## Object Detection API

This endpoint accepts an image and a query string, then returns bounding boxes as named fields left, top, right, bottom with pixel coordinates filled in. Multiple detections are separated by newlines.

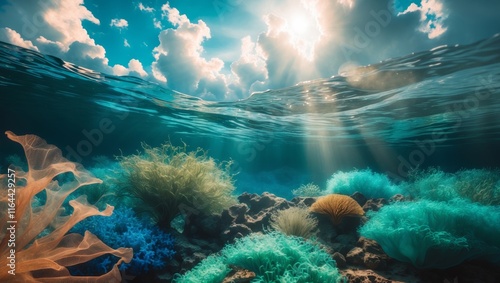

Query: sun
left=281, top=4, right=322, bottom=60
left=288, top=12, right=317, bottom=41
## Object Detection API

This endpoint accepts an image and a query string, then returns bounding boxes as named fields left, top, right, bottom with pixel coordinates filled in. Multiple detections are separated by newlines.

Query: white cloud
left=110, top=18, right=128, bottom=28
left=256, top=13, right=322, bottom=89
left=124, top=38, right=130, bottom=47
left=152, top=3, right=229, bottom=100
left=128, top=59, right=148, bottom=77
left=0, top=0, right=112, bottom=74
left=138, top=3, right=155, bottom=13
left=0, top=27, right=39, bottom=51
left=153, top=18, right=162, bottom=29
left=229, top=36, right=268, bottom=96
left=113, top=58, right=148, bottom=77
left=400, top=0, right=448, bottom=39
left=0, top=0, right=152, bottom=79
left=112, top=64, right=128, bottom=76
left=43, top=0, right=101, bottom=48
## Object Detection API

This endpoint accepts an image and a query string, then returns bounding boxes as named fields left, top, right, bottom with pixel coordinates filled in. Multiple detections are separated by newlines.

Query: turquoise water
left=1, top=34, right=500, bottom=197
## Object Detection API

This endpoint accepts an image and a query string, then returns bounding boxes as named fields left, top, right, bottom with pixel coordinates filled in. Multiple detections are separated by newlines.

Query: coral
left=174, top=232, right=345, bottom=283
left=403, top=167, right=460, bottom=201
left=404, top=168, right=500, bottom=205
left=76, top=160, right=122, bottom=208
left=454, top=169, right=500, bottom=205
left=325, top=169, right=404, bottom=199
left=310, top=194, right=365, bottom=224
left=174, top=254, right=230, bottom=283
left=359, top=199, right=500, bottom=269
left=292, top=182, right=322, bottom=197
left=269, top=206, right=318, bottom=238
left=118, top=142, right=236, bottom=226
left=71, top=207, right=175, bottom=275
left=0, top=131, right=132, bottom=282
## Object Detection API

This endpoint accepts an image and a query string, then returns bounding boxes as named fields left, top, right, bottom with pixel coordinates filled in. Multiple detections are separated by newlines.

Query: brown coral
left=0, top=131, right=132, bottom=282
left=310, top=194, right=364, bottom=224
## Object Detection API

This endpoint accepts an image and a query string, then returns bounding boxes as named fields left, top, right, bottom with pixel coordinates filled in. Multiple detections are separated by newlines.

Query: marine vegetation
left=310, top=194, right=365, bottom=225
left=71, top=207, right=175, bottom=276
left=0, top=131, right=132, bottom=282
left=325, top=169, right=404, bottom=199
left=404, top=167, right=500, bottom=205
left=118, top=142, right=237, bottom=227
left=269, top=206, right=318, bottom=238
left=174, top=232, right=345, bottom=283
left=292, top=182, right=322, bottom=197
left=359, top=199, right=500, bottom=269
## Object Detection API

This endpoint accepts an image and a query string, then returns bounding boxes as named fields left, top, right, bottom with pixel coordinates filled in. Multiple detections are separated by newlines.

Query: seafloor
left=148, top=192, right=500, bottom=283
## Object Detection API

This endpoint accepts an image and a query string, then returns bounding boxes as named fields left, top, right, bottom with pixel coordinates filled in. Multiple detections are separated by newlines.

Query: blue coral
left=71, top=207, right=175, bottom=275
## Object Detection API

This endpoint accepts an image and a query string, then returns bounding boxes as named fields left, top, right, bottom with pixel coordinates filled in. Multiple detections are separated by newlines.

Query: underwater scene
left=1, top=1, right=500, bottom=282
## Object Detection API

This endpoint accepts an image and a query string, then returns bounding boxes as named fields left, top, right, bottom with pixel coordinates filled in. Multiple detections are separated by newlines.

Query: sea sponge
left=0, top=131, right=132, bottom=282
left=359, top=199, right=500, bottom=268
left=269, top=206, right=318, bottom=238
left=404, top=168, right=500, bottom=205
left=325, top=169, right=404, bottom=199
left=118, top=142, right=236, bottom=226
left=310, top=194, right=364, bottom=224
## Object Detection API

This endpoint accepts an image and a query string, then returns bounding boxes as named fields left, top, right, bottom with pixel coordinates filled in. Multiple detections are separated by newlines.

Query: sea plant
left=269, top=206, right=318, bottom=238
left=310, top=194, right=365, bottom=224
left=0, top=131, right=132, bottom=282
left=174, top=232, right=345, bottom=283
left=359, top=199, right=500, bottom=269
left=118, top=142, right=237, bottom=227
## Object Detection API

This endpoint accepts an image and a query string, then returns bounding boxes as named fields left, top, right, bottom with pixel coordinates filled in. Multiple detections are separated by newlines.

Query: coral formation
left=292, top=182, right=322, bottom=197
left=359, top=199, right=500, bottom=268
left=174, top=232, right=345, bottom=283
left=405, top=167, right=500, bottom=205
left=0, top=131, right=132, bottom=282
left=310, top=194, right=365, bottom=224
left=71, top=207, right=175, bottom=275
left=325, top=169, right=404, bottom=199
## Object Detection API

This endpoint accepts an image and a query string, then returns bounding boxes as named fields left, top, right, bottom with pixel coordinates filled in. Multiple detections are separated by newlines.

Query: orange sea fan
left=310, top=194, right=365, bottom=224
left=0, top=131, right=132, bottom=282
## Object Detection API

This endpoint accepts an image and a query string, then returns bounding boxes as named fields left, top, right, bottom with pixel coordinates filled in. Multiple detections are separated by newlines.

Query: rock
left=351, top=192, right=368, bottom=206
left=331, top=242, right=354, bottom=256
left=195, top=213, right=221, bottom=237
left=221, top=224, right=252, bottom=242
left=346, top=247, right=365, bottom=265
left=291, top=196, right=317, bottom=207
left=180, top=252, right=207, bottom=271
left=357, top=237, right=384, bottom=255
left=363, top=253, right=387, bottom=270
left=228, top=203, right=249, bottom=223
left=342, top=270, right=394, bottom=283
left=222, top=268, right=256, bottom=283
left=333, top=252, right=347, bottom=268
left=390, top=194, right=406, bottom=203
left=362, top=198, right=389, bottom=212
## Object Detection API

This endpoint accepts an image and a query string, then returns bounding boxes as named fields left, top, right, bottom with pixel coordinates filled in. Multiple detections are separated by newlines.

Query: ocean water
left=1, top=34, right=500, bottom=196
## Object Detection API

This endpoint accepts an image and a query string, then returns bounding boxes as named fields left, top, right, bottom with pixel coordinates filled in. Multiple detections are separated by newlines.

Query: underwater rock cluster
left=163, top=190, right=500, bottom=283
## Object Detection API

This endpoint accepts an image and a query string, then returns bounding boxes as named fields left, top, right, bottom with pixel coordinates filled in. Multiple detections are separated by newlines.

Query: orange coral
left=0, top=131, right=132, bottom=282
left=310, top=194, right=364, bottom=224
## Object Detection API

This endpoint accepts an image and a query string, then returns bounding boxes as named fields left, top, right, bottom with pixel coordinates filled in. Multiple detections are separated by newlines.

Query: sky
left=0, top=0, right=499, bottom=101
